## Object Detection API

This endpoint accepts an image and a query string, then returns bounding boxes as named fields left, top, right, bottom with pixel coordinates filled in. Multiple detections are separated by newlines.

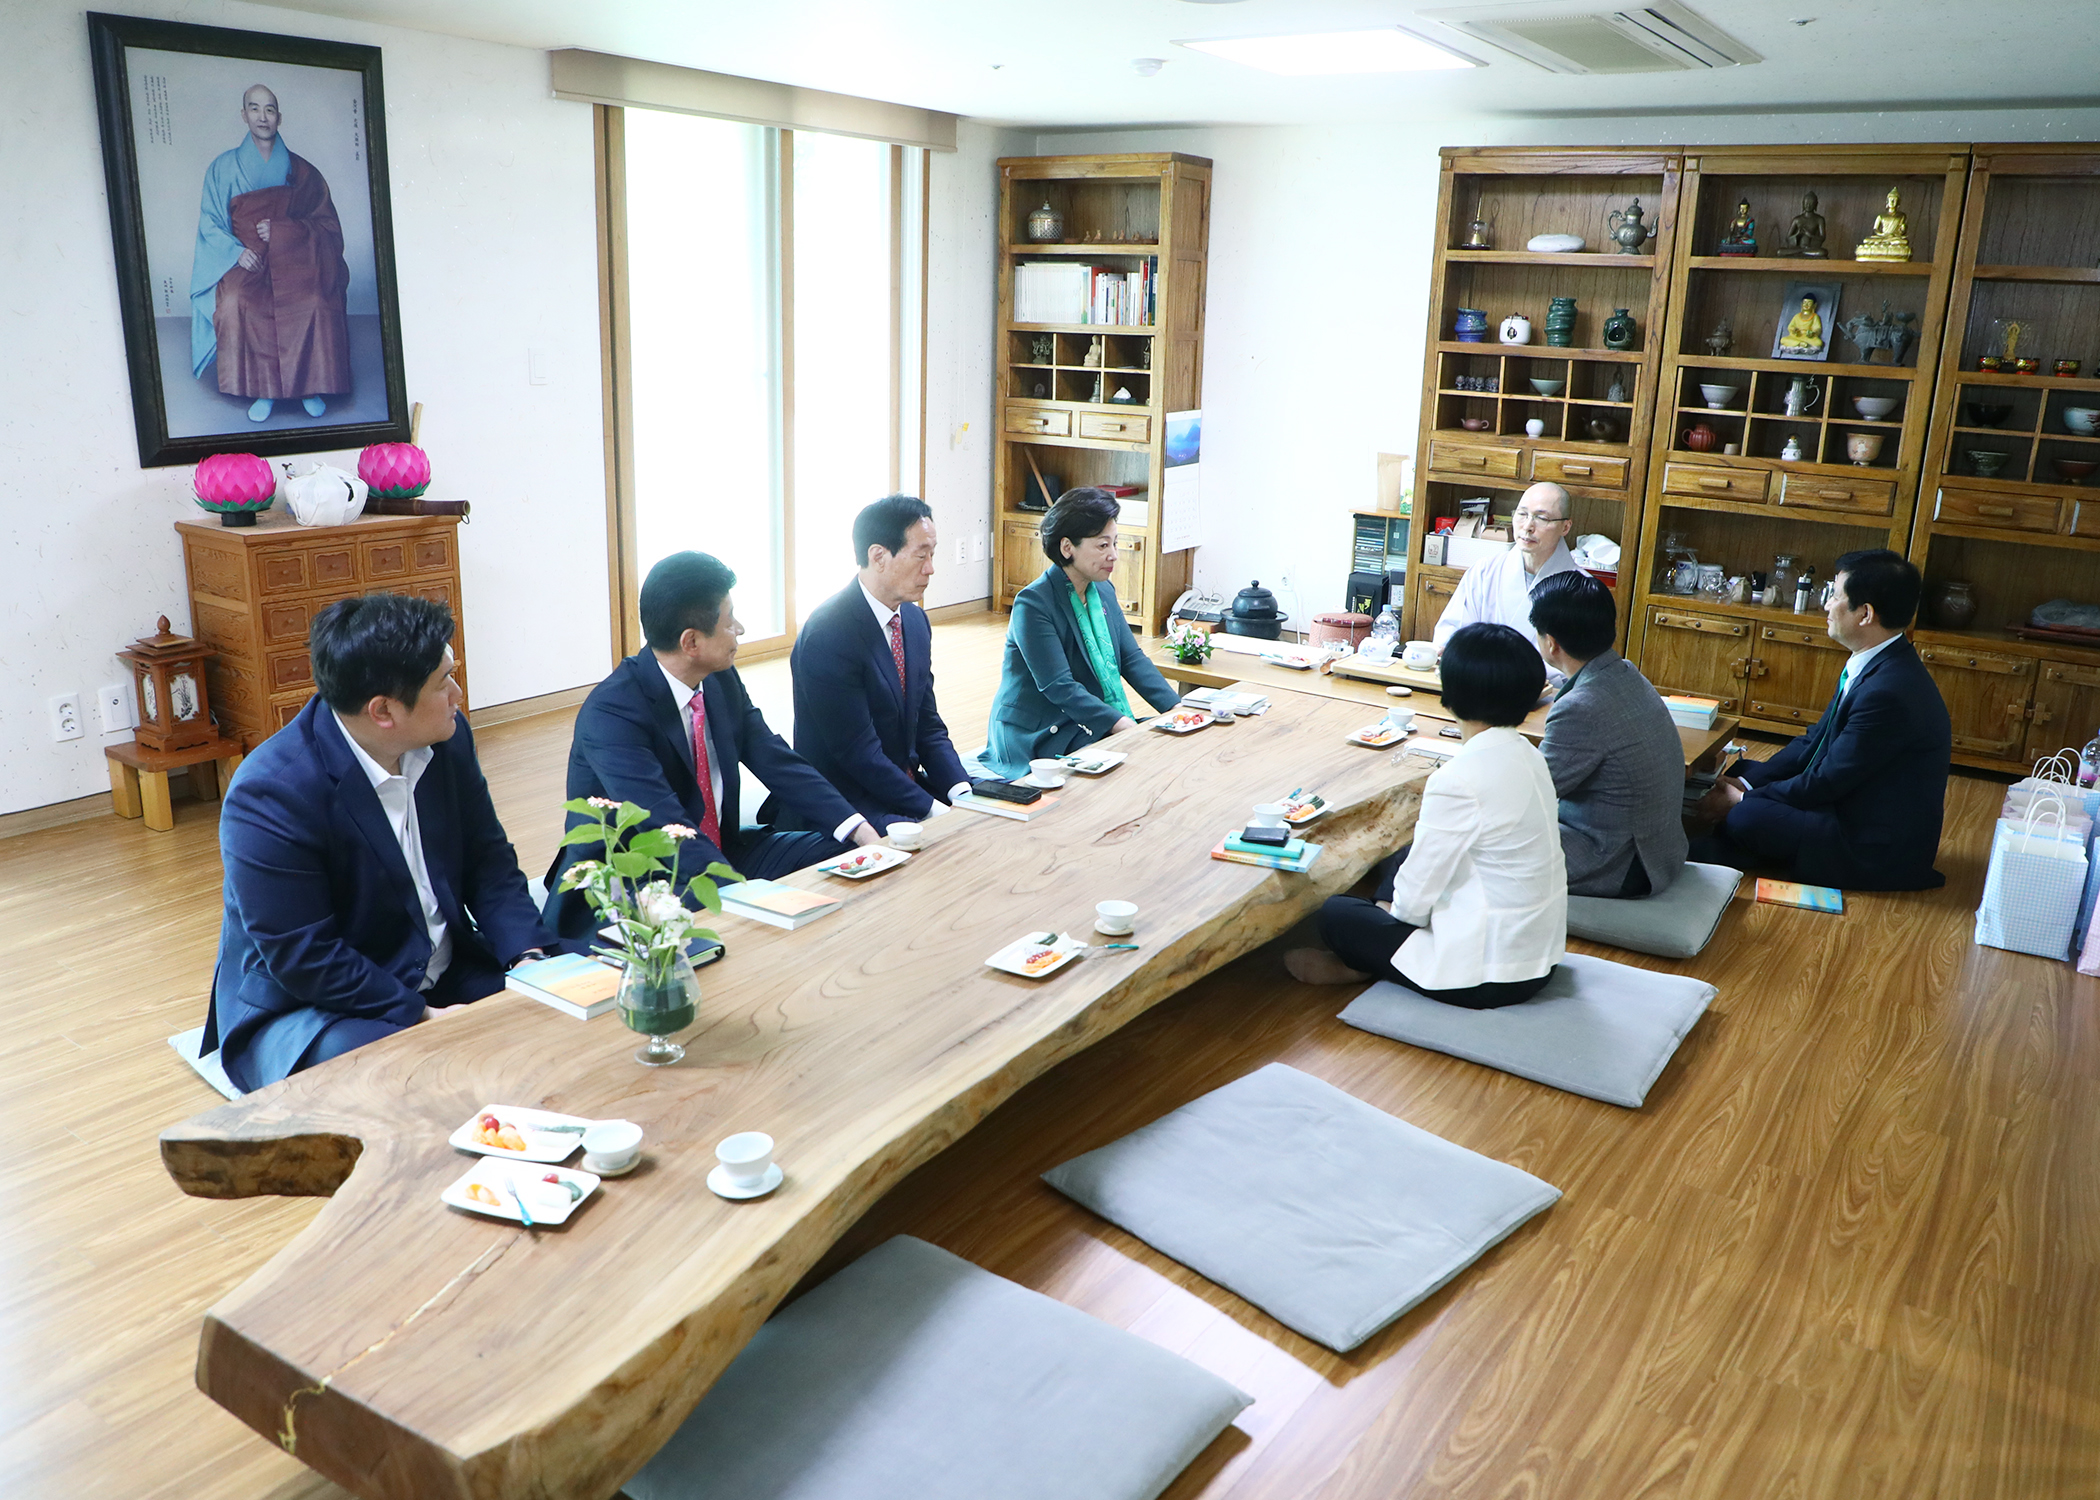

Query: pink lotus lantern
left=358, top=442, right=432, bottom=502
left=192, top=452, right=276, bottom=527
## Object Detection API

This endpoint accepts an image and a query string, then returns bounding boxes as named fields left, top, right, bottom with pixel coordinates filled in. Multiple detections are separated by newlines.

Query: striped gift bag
left=1976, top=795, right=2087, bottom=962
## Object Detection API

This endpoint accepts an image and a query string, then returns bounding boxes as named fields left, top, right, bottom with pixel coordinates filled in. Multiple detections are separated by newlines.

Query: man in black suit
left=545, top=552, right=879, bottom=942
left=1692, top=549, right=1950, bottom=890
left=791, top=495, right=970, bottom=835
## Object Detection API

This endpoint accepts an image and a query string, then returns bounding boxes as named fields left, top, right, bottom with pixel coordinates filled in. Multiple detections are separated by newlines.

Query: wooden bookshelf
left=1629, top=145, right=1968, bottom=732
left=1908, top=144, right=2100, bottom=771
left=1405, top=147, right=1683, bottom=650
left=992, top=153, right=1210, bottom=634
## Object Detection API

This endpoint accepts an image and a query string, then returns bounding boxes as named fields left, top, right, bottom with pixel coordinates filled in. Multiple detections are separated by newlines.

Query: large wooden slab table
left=1144, top=640, right=1737, bottom=770
left=160, top=694, right=1432, bottom=1500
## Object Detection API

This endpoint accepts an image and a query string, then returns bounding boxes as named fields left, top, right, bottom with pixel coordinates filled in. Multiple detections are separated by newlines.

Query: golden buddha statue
left=1855, top=187, right=1913, bottom=262
left=1778, top=295, right=1824, bottom=354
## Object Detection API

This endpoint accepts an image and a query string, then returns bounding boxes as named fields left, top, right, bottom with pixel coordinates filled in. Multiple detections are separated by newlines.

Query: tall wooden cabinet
left=1406, top=148, right=1683, bottom=651
left=1908, top=144, right=2100, bottom=771
left=1629, top=146, right=1967, bottom=730
left=993, top=153, right=1209, bottom=634
left=178, top=510, right=468, bottom=748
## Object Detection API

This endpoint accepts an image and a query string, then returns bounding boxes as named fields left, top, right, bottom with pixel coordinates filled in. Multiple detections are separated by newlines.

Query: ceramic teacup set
left=576, top=1120, right=785, bottom=1201
left=1026, top=758, right=1070, bottom=789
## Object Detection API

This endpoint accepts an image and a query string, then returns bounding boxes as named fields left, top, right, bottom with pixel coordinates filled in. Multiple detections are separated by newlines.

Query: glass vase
left=618, top=953, right=698, bottom=1067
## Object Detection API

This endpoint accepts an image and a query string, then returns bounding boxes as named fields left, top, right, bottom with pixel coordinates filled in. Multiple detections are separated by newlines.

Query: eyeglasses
left=1511, top=510, right=1569, bottom=526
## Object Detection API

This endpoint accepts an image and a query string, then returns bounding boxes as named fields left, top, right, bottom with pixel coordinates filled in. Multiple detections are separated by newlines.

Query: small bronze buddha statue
left=1778, top=190, right=1827, bottom=257
left=1855, top=187, right=1913, bottom=262
left=1717, top=198, right=1757, bottom=256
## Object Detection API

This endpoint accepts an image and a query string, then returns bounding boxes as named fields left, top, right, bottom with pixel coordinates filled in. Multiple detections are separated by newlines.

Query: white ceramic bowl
left=581, top=1120, right=643, bottom=1171
left=2065, top=407, right=2100, bottom=436
left=1026, top=758, right=1068, bottom=788
left=1529, top=378, right=1565, bottom=397
left=1698, top=383, right=1740, bottom=408
left=1095, top=899, right=1138, bottom=935
left=1852, top=396, right=1899, bottom=420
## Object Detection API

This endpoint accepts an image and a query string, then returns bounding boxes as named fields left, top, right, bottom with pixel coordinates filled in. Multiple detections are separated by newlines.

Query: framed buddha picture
left=88, top=12, right=410, bottom=467
left=1770, top=280, right=1840, bottom=363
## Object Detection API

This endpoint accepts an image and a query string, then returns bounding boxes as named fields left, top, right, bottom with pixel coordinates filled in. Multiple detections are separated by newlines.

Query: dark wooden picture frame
left=88, top=12, right=408, bottom=468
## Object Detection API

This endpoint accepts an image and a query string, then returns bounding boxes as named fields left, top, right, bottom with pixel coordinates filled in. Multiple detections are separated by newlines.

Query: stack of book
left=1210, top=832, right=1322, bottom=873
left=1012, top=259, right=1156, bottom=325
left=719, top=880, right=841, bottom=931
left=954, top=789, right=1060, bottom=821
left=1663, top=693, right=1721, bottom=730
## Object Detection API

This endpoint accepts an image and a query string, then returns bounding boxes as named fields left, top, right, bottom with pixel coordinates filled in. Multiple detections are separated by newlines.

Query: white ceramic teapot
left=1498, top=313, right=1532, bottom=345
left=281, top=462, right=369, bottom=526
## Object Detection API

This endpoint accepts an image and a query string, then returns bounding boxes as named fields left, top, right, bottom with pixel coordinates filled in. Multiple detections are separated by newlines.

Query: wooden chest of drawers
left=176, top=511, right=467, bottom=749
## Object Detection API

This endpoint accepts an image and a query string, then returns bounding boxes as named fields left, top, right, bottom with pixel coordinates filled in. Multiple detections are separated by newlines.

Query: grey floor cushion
left=1339, top=952, right=1717, bottom=1108
left=1040, top=1063, right=1560, bottom=1353
left=623, top=1235, right=1250, bottom=1500
left=1565, top=861, right=1742, bottom=958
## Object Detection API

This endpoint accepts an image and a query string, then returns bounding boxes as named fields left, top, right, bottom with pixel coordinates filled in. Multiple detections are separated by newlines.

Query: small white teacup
left=715, top=1131, right=776, bottom=1190
left=1401, top=641, right=1438, bottom=670
left=581, top=1119, right=643, bottom=1173
left=1095, top=900, right=1138, bottom=937
left=1383, top=709, right=1416, bottom=735
left=1248, top=803, right=1287, bottom=830
left=1028, top=758, right=1069, bottom=788
left=886, top=821, right=925, bottom=851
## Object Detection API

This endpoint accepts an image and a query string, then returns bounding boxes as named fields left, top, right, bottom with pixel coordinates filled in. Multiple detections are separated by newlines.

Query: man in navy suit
left=1693, top=549, right=1951, bottom=890
left=206, top=594, right=552, bottom=1092
left=545, top=551, right=879, bottom=943
left=791, top=495, right=970, bottom=834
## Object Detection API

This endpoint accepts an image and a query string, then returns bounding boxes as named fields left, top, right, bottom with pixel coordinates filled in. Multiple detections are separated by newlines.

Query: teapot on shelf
left=1783, top=375, right=1822, bottom=417
left=1680, top=422, right=1720, bottom=452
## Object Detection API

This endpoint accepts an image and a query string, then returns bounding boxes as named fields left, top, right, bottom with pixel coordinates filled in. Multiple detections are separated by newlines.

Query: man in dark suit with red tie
left=1692, top=549, right=1951, bottom=891
left=545, top=552, right=880, bottom=944
left=791, top=495, right=971, bottom=835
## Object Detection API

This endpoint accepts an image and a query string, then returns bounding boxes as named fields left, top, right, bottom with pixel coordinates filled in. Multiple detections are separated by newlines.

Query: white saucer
left=584, top=1153, right=642, bottom=1178
left=1021, top=774, right=1068, bottom=790
left=708, top=1162, right=784, bottom=1200
left=1093, top=920, right=1135, bottom=937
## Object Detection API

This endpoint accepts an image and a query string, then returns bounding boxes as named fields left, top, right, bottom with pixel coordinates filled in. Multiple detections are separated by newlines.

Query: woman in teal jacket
left=984, top=489, right=1180, bottom=778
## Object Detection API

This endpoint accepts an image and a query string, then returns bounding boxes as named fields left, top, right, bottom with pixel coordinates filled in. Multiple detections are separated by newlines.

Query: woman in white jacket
left=1287, top=622, right=1566, bottom=1007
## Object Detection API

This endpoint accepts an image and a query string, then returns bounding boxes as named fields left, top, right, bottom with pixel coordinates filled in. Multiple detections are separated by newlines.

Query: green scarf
left=1066, top=576, right=1132, bottom=717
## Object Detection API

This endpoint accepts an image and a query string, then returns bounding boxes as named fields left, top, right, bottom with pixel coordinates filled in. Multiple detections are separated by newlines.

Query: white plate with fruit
left=448, top=1104, right=595, bottom=1163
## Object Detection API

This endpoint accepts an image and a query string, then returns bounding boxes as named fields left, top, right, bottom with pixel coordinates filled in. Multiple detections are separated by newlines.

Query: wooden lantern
left=118, top=616, right=219, bottom=753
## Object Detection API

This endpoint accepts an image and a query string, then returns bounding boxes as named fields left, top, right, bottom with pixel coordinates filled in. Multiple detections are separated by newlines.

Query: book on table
left=1663, top=693, right=1722, bottom=730
left=505, top=953, right=623, bottom=1019
left=718, top=880, right=842, bottom=930
left=954, top=790, right=1061, bottom=821
left=1211, top=834, right=1322, bottom=874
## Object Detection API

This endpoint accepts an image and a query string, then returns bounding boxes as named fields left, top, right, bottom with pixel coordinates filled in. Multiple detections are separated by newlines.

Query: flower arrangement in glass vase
left=1167, top=619, right=1215, bottom=666
left=556, top=796, right=737, bottom=1066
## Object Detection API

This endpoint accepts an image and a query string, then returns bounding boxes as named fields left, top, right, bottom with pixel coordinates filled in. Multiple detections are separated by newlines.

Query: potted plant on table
left=556, top=797, right=736, bottom=1067
left=1167, top=619, right=1215, bottom=666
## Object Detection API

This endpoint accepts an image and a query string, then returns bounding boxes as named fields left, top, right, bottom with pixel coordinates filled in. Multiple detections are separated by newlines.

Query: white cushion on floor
left=1339, top=951, right=1716, bottom=1108
left=168, top=1026, right=240, bottom=1099
left=1565, top=862, right=1742, bottom=958
left=1040, top=1063, right=1561, bottom=1353
left=623, top=1235, right=1251, bottom=1500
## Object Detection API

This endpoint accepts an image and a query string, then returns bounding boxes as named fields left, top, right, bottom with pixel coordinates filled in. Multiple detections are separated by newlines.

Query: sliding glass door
left=605, top=108, right=925, bottom=659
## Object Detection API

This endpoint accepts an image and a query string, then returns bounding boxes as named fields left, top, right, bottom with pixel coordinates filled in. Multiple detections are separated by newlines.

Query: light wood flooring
left=4, top=611, right=2094, bottom=1499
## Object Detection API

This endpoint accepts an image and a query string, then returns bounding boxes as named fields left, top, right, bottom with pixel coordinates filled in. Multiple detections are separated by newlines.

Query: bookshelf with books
left=1631, top=146, right=1967, bottom=736
left=1406, top=148, right=1684, bottom=651
left=1905, top=145, right=2100, bottom=771
left=994, top=153, right=1210, bottom=634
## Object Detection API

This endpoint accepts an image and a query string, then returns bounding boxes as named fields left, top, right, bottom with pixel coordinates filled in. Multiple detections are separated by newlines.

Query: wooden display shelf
left=1972, top=264, right=2100, bottom=283
left=1686, top=255, right=1937, bottom=274
left=1684, top=354, right=1924, bottom=380
left=1006, top=242, right=1160, bottom=255
left=1007, top=321, right=1155, bottom=334
left=1948, top=425, right=2100, bottom=443
left=1434, top=341, right=1647, bottom=361
left=1947, top=368, right=2100, bottom=393
left=1444, top=249, right=1654, bottom=267
left=1676, top=407, right=1903, bottom=428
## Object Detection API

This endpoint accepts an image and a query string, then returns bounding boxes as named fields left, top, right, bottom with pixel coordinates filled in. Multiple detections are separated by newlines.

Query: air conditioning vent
left=1418, top=0, right=1762, bottom=73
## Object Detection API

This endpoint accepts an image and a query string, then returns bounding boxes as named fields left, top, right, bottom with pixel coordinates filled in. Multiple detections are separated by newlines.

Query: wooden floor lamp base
left=106, top=736, right=246, bottom=832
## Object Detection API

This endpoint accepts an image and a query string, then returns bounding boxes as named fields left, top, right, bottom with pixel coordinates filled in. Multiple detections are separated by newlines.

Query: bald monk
left=189, top=84, right=353, bottom=423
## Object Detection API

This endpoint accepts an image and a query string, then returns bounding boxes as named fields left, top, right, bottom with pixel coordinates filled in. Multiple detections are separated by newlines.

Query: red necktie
left=688, top=692, right=722, bottom=849
left=887, top=613, right=908, bottom=696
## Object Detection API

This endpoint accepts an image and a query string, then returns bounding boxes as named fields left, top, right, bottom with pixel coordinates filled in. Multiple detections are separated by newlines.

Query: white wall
left=0, top=0, right=607, bottom=816
left=921, top=119, right=1032, bottom=610
left=1035, top=107, right=2100, bottom=630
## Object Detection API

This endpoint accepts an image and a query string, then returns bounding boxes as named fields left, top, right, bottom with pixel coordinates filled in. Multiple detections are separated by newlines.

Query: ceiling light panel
left=1178, top=28, right=1480, bottom=75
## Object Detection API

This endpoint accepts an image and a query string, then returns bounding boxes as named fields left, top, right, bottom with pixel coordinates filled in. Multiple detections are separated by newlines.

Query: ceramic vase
left=1498, top=313, right=1531, bottom=345
left=1026, top=201, right=1064, bottom=243
left=1544, top=296, right=1577, bottom=348
left=1929, top=580, right=1977, bottom=629
left=1601, top=308, right=1636, bottom=350
left=619, top=953, right=699, bottom=1067
left=1453, top=308, right=1489, bottom=343
left=1845, top=433, right=1884, bottom=466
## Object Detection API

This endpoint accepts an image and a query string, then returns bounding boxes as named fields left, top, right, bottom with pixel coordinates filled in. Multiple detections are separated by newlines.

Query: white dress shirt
left=659, top=662, right=867, bottom=843
left=858, top=581, right=970, bottom=809
left=1432, top=541, right=1585, bottom=680
left=331, top=711, right=451, bottom=990
left=1387, top=726, right=1567, bottom=991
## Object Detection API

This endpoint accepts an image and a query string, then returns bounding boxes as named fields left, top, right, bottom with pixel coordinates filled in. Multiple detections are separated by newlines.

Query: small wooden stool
left=106, top=736, right=246, bottom=832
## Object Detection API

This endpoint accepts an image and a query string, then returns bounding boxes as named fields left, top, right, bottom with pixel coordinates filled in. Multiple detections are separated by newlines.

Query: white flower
left=662, top=823, right=698, bottom=841
left=587, top=796, right=619, bottom=810
left=635, top=885, right=687, bottom=928
left=558, top=860, right=603, bottom=889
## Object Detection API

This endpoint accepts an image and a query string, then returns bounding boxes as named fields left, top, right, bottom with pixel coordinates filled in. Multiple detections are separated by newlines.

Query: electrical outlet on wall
left=49, top=693, right=82, bottom=741
left=970, top=533, right=986, bottom=563
left=954, top=534, right=968, bottom=566
left=97, top=682, right=131, bottom=734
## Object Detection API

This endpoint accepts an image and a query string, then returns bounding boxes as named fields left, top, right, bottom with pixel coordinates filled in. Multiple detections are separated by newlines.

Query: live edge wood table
left=160, top=694, right=1432, bottom=1500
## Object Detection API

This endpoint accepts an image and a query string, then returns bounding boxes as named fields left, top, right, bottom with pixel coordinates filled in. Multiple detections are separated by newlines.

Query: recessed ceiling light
left=1178, top=27, right=1479, bottom=75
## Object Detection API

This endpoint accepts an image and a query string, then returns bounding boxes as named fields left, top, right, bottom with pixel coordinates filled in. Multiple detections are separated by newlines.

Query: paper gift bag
left=1975, top=796, right=2088, bottom=961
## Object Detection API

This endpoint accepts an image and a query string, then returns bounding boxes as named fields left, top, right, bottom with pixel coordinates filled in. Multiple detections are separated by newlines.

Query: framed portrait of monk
left=89, top=13, right=408, bottom=467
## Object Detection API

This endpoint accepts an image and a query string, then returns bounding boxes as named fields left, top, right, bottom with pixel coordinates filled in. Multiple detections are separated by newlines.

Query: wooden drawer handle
left=1697, top=477, right=1732, bottom=490
left=1562, top=464, right=1592, bottom=476
left=1814, top=489, right=1854, bottom=500
left=1976, top=504, right=2015, bottom=517
left=1098, top=422, right=1126, bottom=432
left=1459, top=455, right=1487, bottom=466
